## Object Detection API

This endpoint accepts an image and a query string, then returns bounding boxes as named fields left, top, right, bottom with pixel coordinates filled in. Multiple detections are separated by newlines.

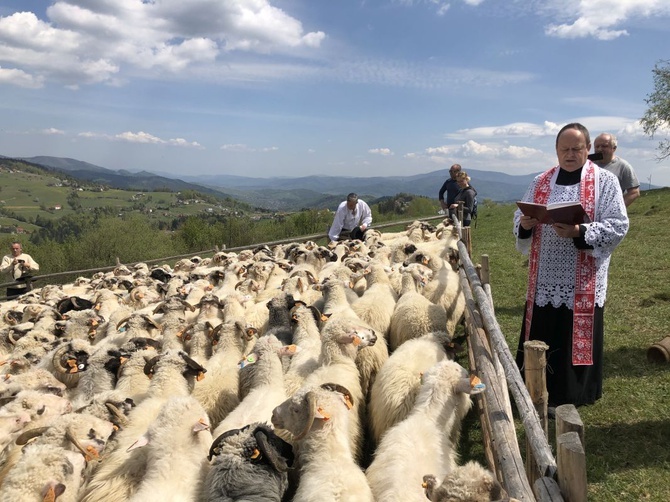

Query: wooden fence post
left=557, top=432, right=587, bottom=502
left=523, top=340, right=550, bottom=487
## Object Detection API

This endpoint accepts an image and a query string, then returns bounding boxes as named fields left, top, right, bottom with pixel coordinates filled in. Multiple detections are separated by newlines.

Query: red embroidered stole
left=524, top=162, right=597, bottom=366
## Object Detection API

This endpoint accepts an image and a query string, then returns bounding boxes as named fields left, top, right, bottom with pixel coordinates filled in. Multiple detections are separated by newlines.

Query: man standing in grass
left=514, top=123, right=628, bottom=412
left=0, top=241, right=39, bottom=299
left=594, top=133, right=640, bottom=207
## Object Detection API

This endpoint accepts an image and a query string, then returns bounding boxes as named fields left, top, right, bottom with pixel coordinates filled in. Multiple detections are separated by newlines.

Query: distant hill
left=17, top=156, right=234, bottom=201
left=10, top=154, right=660, bottom=212
left=182, top=169, right=540, bottom=206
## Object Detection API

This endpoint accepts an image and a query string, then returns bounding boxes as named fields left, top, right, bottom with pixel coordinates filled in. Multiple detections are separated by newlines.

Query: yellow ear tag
left=251, top=448, right=260, bottom=460
left=197, top=372, right=205, bottom=382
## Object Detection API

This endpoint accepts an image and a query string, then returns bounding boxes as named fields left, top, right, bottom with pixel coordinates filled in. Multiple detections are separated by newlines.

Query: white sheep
left=301, top=316, right=377, bottom=463
left=79, top=350, right=207, bottom=502
left=422, top=461, right=512, bottom=502
left=365, top=359, right=481, bottom=502
left=389, top=268, right=447, bottom=351
left=368, top=331, right=459, bottom=445
left=191, top=320, right=253, bottom=428
left=126, top=396, right=212, bottom=502
left=350, top=262, right=396, bottom=398
left=0, top=444, right=86, bottom=502
left=271, top=383, right=374, bottom=502
left=284, top=304, right=323, bottom=396
left=403, top=249, right=465, bottom=336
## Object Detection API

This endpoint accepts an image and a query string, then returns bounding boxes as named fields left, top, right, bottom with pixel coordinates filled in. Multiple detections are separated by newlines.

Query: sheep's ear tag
left=250, top=448, right=261, bottom=460
left=279, top=345, right=300, bottom=356
left=421, top=256, right=430, bottom=266
left=351, top=333, right=362, bottom=347
left=341, top=395, right=354, bottom=411
left=43, top=483, right=65, bottom=502
left=196, top=371, right=206, bottom=382
left=470, top=375, right=486, bottom=395
left=66, top=358, right=79, bottom=374
left=118, top=326, right=127, bottom=333
left=85, top=445, right=100, bottom=462
left=238, top=354, right=257, bottom=369
left=315, top=406, right=330, bottom=421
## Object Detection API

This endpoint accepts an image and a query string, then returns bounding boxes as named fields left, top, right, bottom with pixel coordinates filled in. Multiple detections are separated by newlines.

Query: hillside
left=0, top=158, right=255, bottom=234
left=17, top=155, right=538, bottom=210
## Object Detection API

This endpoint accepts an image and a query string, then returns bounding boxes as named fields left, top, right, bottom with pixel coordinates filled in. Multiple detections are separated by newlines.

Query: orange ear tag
left=196, top=372, right=205, bottom=382
left=352, top=335, right=361, bottom=347
left=250, top=448, right=261, bottom=460
left=470, top=375, right=486, bottom=394
left=343, top=396, right=354, bottom=410
left=316, top=406, right=331, bottom=421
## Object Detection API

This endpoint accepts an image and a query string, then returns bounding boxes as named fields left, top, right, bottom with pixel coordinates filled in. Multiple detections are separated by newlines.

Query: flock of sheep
left=0, top=219, right=515, bottom=502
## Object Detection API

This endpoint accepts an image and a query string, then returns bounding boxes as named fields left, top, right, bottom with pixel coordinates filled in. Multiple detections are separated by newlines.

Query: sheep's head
left=422, top=461, right=509, bottom=502
left=271, top=383, right=354, bottom=440
left=208, top=422, right=294, bottom=473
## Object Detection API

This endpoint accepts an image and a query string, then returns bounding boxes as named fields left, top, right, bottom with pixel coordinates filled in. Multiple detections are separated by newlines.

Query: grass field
left=466, top=189, right=670, bottom=501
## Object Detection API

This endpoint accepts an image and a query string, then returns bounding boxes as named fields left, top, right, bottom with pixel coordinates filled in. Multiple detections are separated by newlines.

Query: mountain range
left=10, top=155, right=549, bottom=211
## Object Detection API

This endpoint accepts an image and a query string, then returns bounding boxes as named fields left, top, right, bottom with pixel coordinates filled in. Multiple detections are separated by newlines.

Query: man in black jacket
left=438, top=164, right=462, bottom=214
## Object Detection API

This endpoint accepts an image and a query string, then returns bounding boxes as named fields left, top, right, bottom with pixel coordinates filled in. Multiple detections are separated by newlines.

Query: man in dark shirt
left=438, top=164, right=462, bottom=213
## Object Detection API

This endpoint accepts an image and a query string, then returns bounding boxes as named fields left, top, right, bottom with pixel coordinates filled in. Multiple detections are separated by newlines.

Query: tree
left=641, top=60, right=670, bottom=160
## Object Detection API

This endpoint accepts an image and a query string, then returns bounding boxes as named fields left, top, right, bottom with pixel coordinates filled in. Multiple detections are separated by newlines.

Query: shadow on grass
left=585, top=419, right=670, bottom=483
left=604, top=346, right=670, bottom=379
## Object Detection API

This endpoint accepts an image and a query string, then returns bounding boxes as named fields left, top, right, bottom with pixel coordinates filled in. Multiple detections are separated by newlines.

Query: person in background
left=438, top=164, right=462, bottom=214
left=328, top=193, right=372, bottom=246
left=449, top=171, right=477, bottom=227
left=0, top=241, right=40, bottom=299
left=593, top=133, right=640, bottom=207
left=513, top=123, right=628, bottom=412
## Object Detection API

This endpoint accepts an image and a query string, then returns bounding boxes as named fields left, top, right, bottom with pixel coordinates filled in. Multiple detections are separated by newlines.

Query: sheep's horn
left=208, top=427, right=245, bottom=462
left=15, top=427, right=50, bottom=445
left=52, top=344, right=76, bottom=374
left=0, top=396, right=16, bottom=407
left=320, top=383, right=354, bottom=409
left=292, top=391, right=317, bottom=441
left=180, top=299, right=196, bottom=312
left=65, top=428, right=98, bottom=462
left=152, top=302, right=166, bottom=314
left=7, top=330, right=24, bottom=345
left=140, top=315, right=161, bottom=330
left=143, top=355, right=160, bottom=377
left=105, top=402, right=129, bottom=428
left=116, top=316, right=131, bottom=330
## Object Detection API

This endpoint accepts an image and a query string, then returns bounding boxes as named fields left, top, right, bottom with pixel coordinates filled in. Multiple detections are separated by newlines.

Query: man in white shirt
left=0, top=241, right=40, bottom=299
left=328, top=193, right=372, bottom=245
left=593, top=133, right=640, bottom=207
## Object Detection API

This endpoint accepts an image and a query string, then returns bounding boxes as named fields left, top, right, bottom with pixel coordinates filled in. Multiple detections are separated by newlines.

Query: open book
left=516, top=201, right=589, bottom=225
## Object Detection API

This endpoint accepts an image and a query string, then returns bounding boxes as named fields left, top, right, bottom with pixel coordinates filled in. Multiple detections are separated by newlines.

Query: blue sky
left=1, top=0, right=669, bottom=187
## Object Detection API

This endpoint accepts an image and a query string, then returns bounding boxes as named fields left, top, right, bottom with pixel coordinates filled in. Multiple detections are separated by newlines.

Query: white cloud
left=220, top=143, right=277, bottom=152
left=0, top=1, right=325, bottom=88
left=445, top=121, right=562, bottom=140
left=116, top=131, right=164, bottom=144
left=0, top=66, right=44, bottom=88
left=425, top=140, right=544, bottom=160
left=221, top=143, right=251, bottom=151
left=369, top=148, right=394, bottom=156
left=543, top=0, right=670, bottom=40
left=42, top=128, right=65, bottom=135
